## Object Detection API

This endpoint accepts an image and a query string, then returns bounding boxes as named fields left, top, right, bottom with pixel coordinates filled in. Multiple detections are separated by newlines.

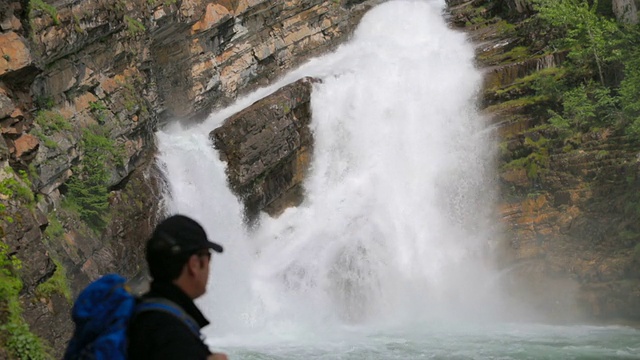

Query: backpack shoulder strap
left=134, top=297, right=202, bottom=338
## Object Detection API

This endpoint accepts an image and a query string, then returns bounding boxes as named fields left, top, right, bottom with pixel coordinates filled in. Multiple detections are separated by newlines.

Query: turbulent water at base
left=155, top=0, right=640, bottom=358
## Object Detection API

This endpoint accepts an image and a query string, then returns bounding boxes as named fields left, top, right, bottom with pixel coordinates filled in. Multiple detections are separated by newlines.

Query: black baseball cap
left=148, top=214, right=223, bottom=256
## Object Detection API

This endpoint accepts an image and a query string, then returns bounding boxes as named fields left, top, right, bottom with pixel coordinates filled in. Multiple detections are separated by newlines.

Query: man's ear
left=186, top=255, right=199, bottom=275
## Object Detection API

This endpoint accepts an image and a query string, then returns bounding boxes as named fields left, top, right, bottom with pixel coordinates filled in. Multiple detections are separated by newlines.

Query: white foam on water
left=156, top=0, right=535, bottom=349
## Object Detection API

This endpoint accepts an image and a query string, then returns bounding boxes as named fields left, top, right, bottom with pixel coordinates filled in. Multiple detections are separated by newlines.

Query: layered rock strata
left=0, top=0, right=378, bottom=356
left=447, top=0, right=640, bottom=322
left=212, top=76, right=317, bottom=223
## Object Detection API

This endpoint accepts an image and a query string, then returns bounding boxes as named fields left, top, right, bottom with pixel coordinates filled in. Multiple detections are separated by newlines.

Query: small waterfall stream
left=155, top=1, right=640, bottom=358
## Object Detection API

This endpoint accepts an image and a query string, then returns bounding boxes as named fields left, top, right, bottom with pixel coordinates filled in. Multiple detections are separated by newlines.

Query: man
left=128, top=214, right=228, bottom=360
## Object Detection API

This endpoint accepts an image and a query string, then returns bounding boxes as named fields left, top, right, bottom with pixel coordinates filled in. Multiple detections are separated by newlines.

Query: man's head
left=146, top=214, right=223, bottom=298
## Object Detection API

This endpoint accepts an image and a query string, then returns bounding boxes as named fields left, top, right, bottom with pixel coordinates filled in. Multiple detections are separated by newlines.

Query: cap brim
left=205, top=241, right=224, bottom=253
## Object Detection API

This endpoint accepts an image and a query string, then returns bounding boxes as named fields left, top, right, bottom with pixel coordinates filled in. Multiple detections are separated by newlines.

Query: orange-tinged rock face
left=191, top=3, right=231, bottom=34
left=13, top=133, right=39, bottom=159
left=0, top=32, right=32, bottom=76
left=10, top=108, right=23, bottom=119
left=235, top=0, right=266, bottom=15
left=73, top=92, right=99, bottom=113
left=522, top=195, right=548, bottom=213
left=100, top=76, right=120, bottom=94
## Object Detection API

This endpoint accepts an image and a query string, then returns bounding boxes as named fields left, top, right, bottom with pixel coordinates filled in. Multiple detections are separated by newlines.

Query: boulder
left=211, top=77, right=318, bottom=220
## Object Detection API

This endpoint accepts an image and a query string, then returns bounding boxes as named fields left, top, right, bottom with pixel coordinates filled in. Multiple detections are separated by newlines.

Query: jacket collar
left=146, top=281, right=210, bottom=328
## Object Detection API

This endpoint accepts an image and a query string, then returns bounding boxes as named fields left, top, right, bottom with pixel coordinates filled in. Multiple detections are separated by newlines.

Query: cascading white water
left=244, top=0, right=511, bottom=329
left=157, top=0, right=513, bottom=346
left=156, top=2, right=640, bottom=358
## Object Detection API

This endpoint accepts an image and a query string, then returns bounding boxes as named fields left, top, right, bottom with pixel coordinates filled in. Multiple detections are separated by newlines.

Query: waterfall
left=156, top=0, right=515, bottom=344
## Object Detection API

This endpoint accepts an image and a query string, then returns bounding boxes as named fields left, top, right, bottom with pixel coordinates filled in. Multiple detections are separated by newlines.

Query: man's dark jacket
left=128, top=281, right=212, bottom=359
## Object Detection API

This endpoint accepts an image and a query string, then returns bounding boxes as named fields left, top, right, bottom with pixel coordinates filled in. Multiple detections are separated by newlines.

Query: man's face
left=193, top=249, right=212, bottom=298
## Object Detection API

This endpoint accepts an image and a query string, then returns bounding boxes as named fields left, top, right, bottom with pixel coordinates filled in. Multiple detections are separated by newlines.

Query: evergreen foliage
left=64, top=126, right=123, bottom=230
left=619, top=27, right=640, bottom=136
left=548, top=82, right=618, bottom=133
left=533, top=0, right=622, bottom=85
left=124, top=15, right=146, bottom=36
left=529, top=0, right=640, bottom=138
left=0, top=167, right=35, bottom=213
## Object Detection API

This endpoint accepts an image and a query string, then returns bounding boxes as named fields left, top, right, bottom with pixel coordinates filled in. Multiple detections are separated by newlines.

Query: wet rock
left=212, top=77, right=318, bottom=221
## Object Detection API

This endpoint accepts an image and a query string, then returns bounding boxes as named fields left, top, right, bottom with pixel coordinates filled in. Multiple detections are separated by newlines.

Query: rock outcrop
left=212, top=77, right=317, bottom=223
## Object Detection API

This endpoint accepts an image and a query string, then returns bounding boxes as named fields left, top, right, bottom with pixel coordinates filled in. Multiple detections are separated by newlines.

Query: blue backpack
left=64, top=274, right=200, bottom=360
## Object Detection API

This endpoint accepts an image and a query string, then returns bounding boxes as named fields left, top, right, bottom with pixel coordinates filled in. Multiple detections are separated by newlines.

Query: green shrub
left=35, top=259, right=71, bottom=302
left=89, top=101, right=108, bottom=124
left=73, top=13, right=84, bottom=34
left=34, top=110, right=71, bottom=135
left=0, top=242, right=51, bottom=359
left=4, top=323, right=51, bottom=360
left=64, top=126, right=123, bottom=230
left=529, top=0, right=640, bottom=144
left=89, top=101, right=107, bottom=112
left=619, top=31, right=640, bottom=137
left=34, top=96, right=55, bottom=110
left=547, top=82, right=618, bottom=134
left=503, top=143, right=550, bottom=180
left=31, top=129, right=59, bottom=149
left=532, top=0, right=622, bottom=83
left=32, top=110, right=71, bottom=149
left=530, top=67, right=567, bottom=102
left=0, top=167, right=34, bottom=206
left=0, top=243, right=22, bottom=300
left=30, top=0, right=60, bottom=26
left=124, top=15, right=145, bottom=36
left=120, top=79, right=142, bottom=113
left=43, top=213, right=64, bottom=241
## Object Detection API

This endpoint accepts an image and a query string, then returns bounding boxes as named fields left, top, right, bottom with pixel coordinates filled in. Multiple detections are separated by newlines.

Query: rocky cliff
left=448, top=0, right=640, bottom=322
left=2, top=0, right=639, bottom=357
left=0, top=0, right=377, bottom=357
